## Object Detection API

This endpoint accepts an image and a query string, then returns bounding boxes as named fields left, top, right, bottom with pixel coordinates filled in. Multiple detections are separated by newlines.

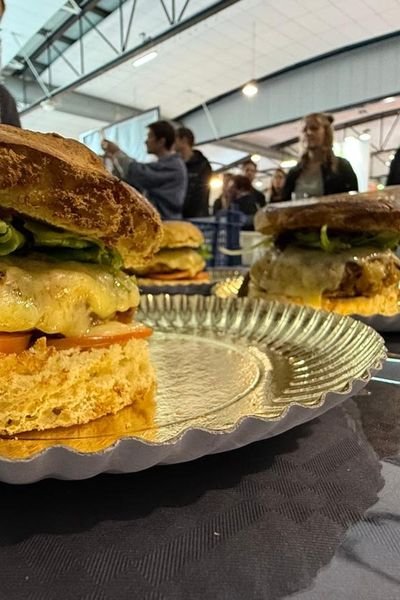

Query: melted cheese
left=140, top=248, right=205, bottom=278
left=0, top=257, right=139, bottom=335
left=251, top=246, right=398, bottom=308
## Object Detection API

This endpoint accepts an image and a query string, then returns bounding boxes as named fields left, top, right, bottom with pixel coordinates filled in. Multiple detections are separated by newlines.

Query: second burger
left=134, top=220, right=210, bottom=283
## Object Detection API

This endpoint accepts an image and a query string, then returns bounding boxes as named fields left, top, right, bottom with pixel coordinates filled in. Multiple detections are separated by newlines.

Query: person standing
left=212, top=173, right=233, bottom=215
left=0, top=0, right=21, bottom=127
left=241, top=159, right=266, bottom=208
left=282, top=113, right=358, bottom=201
left=175, top=127, right=212, bottom=218
left=387, top=148, right=400, bottom=186
left=266, top=168, right=286, bottom=203
left=102, top=120, right=187, bottom=220
left=225, top=174, right=261, bottom=230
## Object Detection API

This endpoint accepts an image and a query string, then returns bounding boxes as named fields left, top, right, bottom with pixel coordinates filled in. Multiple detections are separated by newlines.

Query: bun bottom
left=248, top=283, right=400, bottom=316
left=0, top=337, right=156, bottom=435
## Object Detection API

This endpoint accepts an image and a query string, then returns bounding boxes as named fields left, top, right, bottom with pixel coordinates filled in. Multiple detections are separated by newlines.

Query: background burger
left=135, top=220, right=210, bottom=284
left=0, top=125, right=162, bottom=436
left=250, top=189, right=400, bottom=316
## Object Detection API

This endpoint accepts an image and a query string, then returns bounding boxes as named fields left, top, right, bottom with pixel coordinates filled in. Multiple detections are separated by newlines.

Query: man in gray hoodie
left=102, top=120, right=187, bottom=220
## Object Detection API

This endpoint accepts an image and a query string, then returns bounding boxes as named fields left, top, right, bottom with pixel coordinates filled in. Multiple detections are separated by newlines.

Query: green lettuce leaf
left=45, top=246, right=123, bottom=269
left=23, top=219, right=122, bottom=268
left=0, top=220, right=25, bottom=255
left=23, top=220, right=93, bottom=249
left=198, top=243, right=213, bottom=261
left=290, top=226, right=400, bottom=253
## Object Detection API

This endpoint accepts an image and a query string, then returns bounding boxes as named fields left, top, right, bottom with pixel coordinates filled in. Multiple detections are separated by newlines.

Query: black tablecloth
left=1, top=355, right=400, bottom=599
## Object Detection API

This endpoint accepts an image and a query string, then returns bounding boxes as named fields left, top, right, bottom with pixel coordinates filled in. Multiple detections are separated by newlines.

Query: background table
left=0, top=351, right=400, bottom=599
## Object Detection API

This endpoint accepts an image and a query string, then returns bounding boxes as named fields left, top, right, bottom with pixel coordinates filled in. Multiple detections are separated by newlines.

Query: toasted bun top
left=254, top=187, right=400, bottom=236
left=161, top=220, right=204, bottom=248
left=0, top=125, right=162, bottom=268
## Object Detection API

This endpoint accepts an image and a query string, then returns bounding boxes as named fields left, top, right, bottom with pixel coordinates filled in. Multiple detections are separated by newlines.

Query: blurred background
left=1, top=0, right=400, bottom=204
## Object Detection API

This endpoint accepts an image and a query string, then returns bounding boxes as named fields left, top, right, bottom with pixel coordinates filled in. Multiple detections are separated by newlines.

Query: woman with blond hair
left=282, top=113, right=358, bottom=201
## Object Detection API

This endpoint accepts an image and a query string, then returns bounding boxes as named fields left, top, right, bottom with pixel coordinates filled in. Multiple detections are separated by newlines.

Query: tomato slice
left=47, top=324, right=153, bottom=351
left=0, top=332, right=32, bottom=354
left=192, top=271, right=210, bottom=281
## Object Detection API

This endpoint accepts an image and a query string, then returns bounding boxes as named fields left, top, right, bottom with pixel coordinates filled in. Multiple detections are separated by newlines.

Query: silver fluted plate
left=138, top=268, right=246, bottom=297
left=0, top=296, right=386, bottom=483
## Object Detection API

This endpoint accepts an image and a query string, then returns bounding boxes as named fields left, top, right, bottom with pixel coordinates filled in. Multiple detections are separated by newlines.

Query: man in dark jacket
left=241, top=159, right=266, bottom=208
left=102, top=120, right=187, bottom=220
left=0, top=0, right=21, bottom=127
left=387, top=148, right=400, bottom=186
left=175, top=127, right=211, bottom=218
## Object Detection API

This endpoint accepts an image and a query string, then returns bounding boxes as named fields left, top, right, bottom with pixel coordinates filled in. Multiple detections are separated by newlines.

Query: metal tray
left=0, top=296, right=385, bottom=483
left=139, top=268, right=246, bottom=297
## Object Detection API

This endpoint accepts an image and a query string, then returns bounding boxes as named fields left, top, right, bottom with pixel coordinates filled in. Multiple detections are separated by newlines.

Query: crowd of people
left=0, top=0, right=398, bottom=233
left=0, top=5, right=395, bottom=234
left=100, top=111, right=364, bottom=231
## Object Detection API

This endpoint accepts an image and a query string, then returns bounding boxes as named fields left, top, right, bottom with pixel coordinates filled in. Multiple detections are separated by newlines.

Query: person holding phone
left=102, top=120, right=187, bottom=220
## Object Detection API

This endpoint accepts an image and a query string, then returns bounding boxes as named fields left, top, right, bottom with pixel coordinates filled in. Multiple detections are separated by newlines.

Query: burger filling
left=251, top=226, right=400, bottom=307
left=0, top=256, right=139, bottom=336
left=0, top=216, right=142, bottom=346
left=137, top=247, right=207, bottom=279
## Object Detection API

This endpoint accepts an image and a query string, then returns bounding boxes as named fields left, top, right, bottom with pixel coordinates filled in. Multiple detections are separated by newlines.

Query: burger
left=135, top=220, right=209, bottom=284
left=0, top=125, right=162, bottom=436
left=250, top=189, right=400, bottom=316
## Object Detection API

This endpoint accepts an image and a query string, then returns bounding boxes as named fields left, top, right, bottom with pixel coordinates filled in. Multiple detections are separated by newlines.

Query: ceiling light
left=377, top=183, right=385, bottom=190
left=209, top=175, right=223, bottom=190
left=132, top=51, right=158, bottom=68
left=383, top=96, right=396, bottom=103
left=389, top=154, right=395, bottom=160
left=40, top=99, right=56, bottom=111
left=359, top=132, right=371, bottom=141
left=280, top=159, right=297, bottom=169
left=251, top=154, right=261, bottom=162
left=242, top=81, right=258, bottom=97
left=385, top=161, right=391, bottom=166
left=254, top=180, right=263, bottom=189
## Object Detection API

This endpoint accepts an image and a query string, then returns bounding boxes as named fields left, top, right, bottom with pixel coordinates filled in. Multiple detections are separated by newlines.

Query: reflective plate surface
left=0, top=296, right=386, bottom=483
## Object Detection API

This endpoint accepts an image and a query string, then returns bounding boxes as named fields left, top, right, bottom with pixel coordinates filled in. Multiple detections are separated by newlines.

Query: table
left=1, top=343, right=400, bottom=599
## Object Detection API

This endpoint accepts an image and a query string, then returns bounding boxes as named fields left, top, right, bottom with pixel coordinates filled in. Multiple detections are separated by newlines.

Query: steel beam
left=178, top=0, right=191, bottom=22
left=4, top=76, right=140, bottom=123
left=17, top=0, right=106, bottom=76
left=217, top=139, right=295, bottom=162
left=181, top=33, right=400, bottom=145
left=270, top=108, right=400, bottom=152
left=381, top=112, right=400, bottom=150
left=20, top=0, right=241, bottom=115
left=122, top=0, right=138, bottom=52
